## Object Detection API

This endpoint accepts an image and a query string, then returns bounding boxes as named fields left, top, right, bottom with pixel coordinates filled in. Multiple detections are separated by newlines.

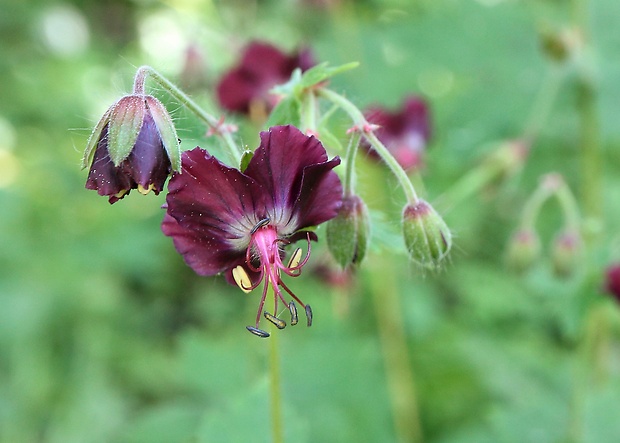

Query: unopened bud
left=327, top=194, right=370, bottom=267
left=505, top=229, right=541, bottom=273
left=551, top=229, right=582, bottom=277
left=402, top=200, right=452, bottom=270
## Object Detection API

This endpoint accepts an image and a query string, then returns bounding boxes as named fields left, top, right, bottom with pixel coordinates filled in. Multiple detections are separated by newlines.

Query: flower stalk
left=317, top=88, right=420, bottom=205
left=134, top=66, right=243, bottom=165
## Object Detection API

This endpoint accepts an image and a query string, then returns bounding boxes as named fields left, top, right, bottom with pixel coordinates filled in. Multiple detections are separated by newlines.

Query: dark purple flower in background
left=216, top=41, right=315, bottom=117
left=363, top=96, right=431, bottom=171
left=83, top=94, right=180, bottom=204
left=162, top=125, right=342, bottom=336
left=605, top=264, right=620, bottom=303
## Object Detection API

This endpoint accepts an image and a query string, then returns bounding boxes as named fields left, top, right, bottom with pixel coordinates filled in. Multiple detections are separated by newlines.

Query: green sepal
left=146, top=96, right=181, bottom=172
left=266, top=95, right=301, bottom=128
left=297, top=62, right=359, bottom=91
left=326, top=194, right=370, bottom=268
left=402, top=200, right=452, bottom=270
left=271, top=62, right=359, bottom=101
left=239, top=150, right=254, bottom=172
left=107, top=95, right=145, bottom=166
left=81, top=106, right=112, bottom=169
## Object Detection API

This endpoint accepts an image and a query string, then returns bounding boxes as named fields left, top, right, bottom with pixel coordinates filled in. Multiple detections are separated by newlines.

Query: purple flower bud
left=505, top=229, right=541, bottom=273
left=402, top=200, right=451, bottom=269
left=83, top=94, right=180, bottom=204
left=326, top=194, right=370, bottom=267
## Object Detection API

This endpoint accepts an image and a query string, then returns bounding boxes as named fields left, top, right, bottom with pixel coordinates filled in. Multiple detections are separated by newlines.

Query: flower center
left=232, top=222, right=313, bottom=337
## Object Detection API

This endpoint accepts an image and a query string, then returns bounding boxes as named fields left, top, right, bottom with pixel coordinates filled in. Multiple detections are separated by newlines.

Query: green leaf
left=266, top=95, right=301, bottom=127
left=297, top=62, right=359, bottom=91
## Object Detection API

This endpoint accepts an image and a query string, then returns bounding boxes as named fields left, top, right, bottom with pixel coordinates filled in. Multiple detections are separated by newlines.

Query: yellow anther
left=137, top=183, right=155, bottom=195
left=287, top=247, right=303, bottom=269
left=114, top=189, right=128, bottom=199
left=232, top=265, right=252, bottom=293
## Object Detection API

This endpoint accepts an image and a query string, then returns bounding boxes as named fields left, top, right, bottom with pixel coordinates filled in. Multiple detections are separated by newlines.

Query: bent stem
left=317, top=88, right=420, bottom=205
left=134, top=66, right=243, bottom=165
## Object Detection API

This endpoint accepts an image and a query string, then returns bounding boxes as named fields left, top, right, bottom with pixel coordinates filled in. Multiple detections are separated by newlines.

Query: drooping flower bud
left=402, top=199, right=452, bottom=270
left=82, top=94, right=181, bottom=203
left=550, top=229, right=582, bottom=277
left=326, top=194, right=370, bottom=268
left=505, top=229, right=541, bottom=273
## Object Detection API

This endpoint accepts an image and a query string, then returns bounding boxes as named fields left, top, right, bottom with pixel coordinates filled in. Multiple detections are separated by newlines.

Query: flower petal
left=162, top=213, right=245, bottom=276
left=164, top=147, right=268, bottom=272
left=244, top=125, right=339, bottom=231
left=122, top=112, right=171, bottom=193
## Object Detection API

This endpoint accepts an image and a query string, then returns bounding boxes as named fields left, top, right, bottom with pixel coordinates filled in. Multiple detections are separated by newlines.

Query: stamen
left=287, top=247, right=303, bottom=269
left=289, top=301, right=298, bottom=326
left=114, top=189, right=128, bottom=199
left=137, top=183, right=155, bottom=195
left=232, top=265, right=252, bottom=293
left=246, top=326, right=270, bottom=338
left=264, top=312, right=286, bottom=329
left=251, top=217, right=271, bottom=235
left=305, top=304, right=313, bottom=327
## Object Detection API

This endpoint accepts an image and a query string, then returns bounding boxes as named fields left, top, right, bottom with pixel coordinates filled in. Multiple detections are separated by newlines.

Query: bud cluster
left=505, top=173, right=582, bottom=277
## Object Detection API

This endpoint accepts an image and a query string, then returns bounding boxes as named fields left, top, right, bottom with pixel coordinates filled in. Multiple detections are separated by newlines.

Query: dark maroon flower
left=363, top=96, right=431, bottom=171
left=216, top=41, right=315, bottom=116
left=162, top=125, right=342, bottom=336
left=605, top=264, right=620, bottom=303
left=83, top=94, right=180, bottom=204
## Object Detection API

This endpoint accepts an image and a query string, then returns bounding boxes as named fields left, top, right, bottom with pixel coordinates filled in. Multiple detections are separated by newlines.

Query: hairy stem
left=317, top=88, right=420, bottom=204
left=135, top=66, right=242, bottom=165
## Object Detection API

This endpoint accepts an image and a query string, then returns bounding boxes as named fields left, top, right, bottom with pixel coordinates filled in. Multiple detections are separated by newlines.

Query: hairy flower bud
left=82, top=94, right=181, bottom=203
left=326, top=194, right=370, bottom=267
left=505, top=229, right=541, bottom=273
left=551, top=229, right=582, bottom=277
left=402, top=200, right=452, bottom=270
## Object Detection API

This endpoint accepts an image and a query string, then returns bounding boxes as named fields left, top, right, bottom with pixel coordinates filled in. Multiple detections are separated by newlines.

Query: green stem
left=555, top=180, right=581, bottom=229
left=367, top=257, right=423, bottom=443
left=317, top=88, right=420, bottom=204
left=521, top=181, right=553, bottom=229
left=343, top=132, right=361, bottom=196
left=269, top=329, right=284, bottom=443
left=300, top=90, right=319, bottom=134
left=522, top=65, right=565, bottom=143
left=435, top=165, right=499, bottom=213
left=135, top=66, right=242, bottom=165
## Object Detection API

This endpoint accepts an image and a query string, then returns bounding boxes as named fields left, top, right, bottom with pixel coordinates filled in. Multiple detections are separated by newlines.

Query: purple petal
left=163, top=147, right=268, bottom=274
left=243, top=125, right=340, bottom=232
left=122, top=112, right=171, bottom=193
left=85, top=123, right=133, bottom=202
left=162, top=213, right=245, bottom=276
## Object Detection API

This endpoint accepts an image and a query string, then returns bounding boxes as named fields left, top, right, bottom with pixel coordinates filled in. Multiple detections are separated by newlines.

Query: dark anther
left=305, top=304, right=313, bottom=327
left=289, top=301, right=299, bottom=326
left=264, top=312, right=286, bottom=329
left=250, top=217, right=271, bottom=235
left=246, top=326, right=270, bottom=338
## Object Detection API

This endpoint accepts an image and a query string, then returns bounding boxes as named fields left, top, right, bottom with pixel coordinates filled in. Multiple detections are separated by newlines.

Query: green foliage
left=1, top=0, right=620, bottom=443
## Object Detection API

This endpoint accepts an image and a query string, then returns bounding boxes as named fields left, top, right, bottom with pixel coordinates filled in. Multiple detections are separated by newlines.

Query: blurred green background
left=1, top=0, right=620, bottom=442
